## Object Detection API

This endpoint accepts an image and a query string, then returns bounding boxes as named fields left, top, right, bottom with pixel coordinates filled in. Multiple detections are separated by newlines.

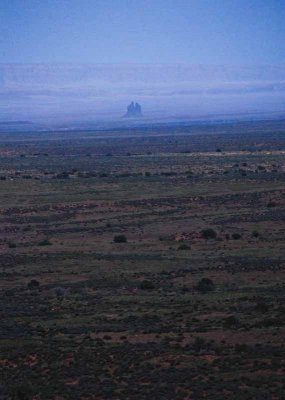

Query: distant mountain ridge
left=0, top=64, right=284, bottom=122
left=1, top=64, right=285, bottom=87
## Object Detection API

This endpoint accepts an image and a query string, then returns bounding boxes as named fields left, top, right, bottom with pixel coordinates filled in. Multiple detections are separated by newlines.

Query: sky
left=1, top=0, right=285, bottom=64
left=1, top=1, right=285, bottom=123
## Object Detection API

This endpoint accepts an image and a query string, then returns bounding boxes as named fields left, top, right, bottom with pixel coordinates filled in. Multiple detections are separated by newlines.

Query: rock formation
left=124, top=101, right=142, bottom=117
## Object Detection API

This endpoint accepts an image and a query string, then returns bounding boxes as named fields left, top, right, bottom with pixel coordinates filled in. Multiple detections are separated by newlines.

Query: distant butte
left=124, top=101, right=142, bottom=118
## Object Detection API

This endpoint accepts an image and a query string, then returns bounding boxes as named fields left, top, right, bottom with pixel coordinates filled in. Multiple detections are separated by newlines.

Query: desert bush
left=201, top=229, right=217, bottom=240
left=254, top=302, right=269, bottom=313
left=223, top=315, right=239, bottom=328
left=232, top=233, right=242, bottom=240
left=267, top=201, right=278, bottom=208
left=38, top=238, right=52, bottom=246
left=161, top=171, right=177, bottom=176
left=55, top=171, right=69, bottom=179
left=234, top=343, right=247, bottom=353
left=27, top=279, right=40, bottom=290
left=54, top=286, right=65, bottom=300
left=177, top=243, right=191, bottom=251
left=14, top=384, right=35, bottom=400
left=159, top=234, right=175, bottom=241
left=259, top=317, right=283, bottom=327
left=193, top=336, right=207, bottom=351
left=114, top=234, right=127, bottom=243
left=140, top=280, right=155, bottom=290
left=196, top=278, right=215, bottom=293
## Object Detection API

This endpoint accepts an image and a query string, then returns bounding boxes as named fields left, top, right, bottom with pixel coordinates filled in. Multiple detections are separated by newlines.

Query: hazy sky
left=1, top=0, right=285, bottom=64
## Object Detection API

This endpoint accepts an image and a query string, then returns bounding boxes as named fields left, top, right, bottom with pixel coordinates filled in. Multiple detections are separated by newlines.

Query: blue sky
left=1, top=0, right=285, bottom=64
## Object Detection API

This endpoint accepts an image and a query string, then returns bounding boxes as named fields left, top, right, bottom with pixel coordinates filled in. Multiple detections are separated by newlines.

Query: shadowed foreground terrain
left=1, top=120, right=285, bottom=399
